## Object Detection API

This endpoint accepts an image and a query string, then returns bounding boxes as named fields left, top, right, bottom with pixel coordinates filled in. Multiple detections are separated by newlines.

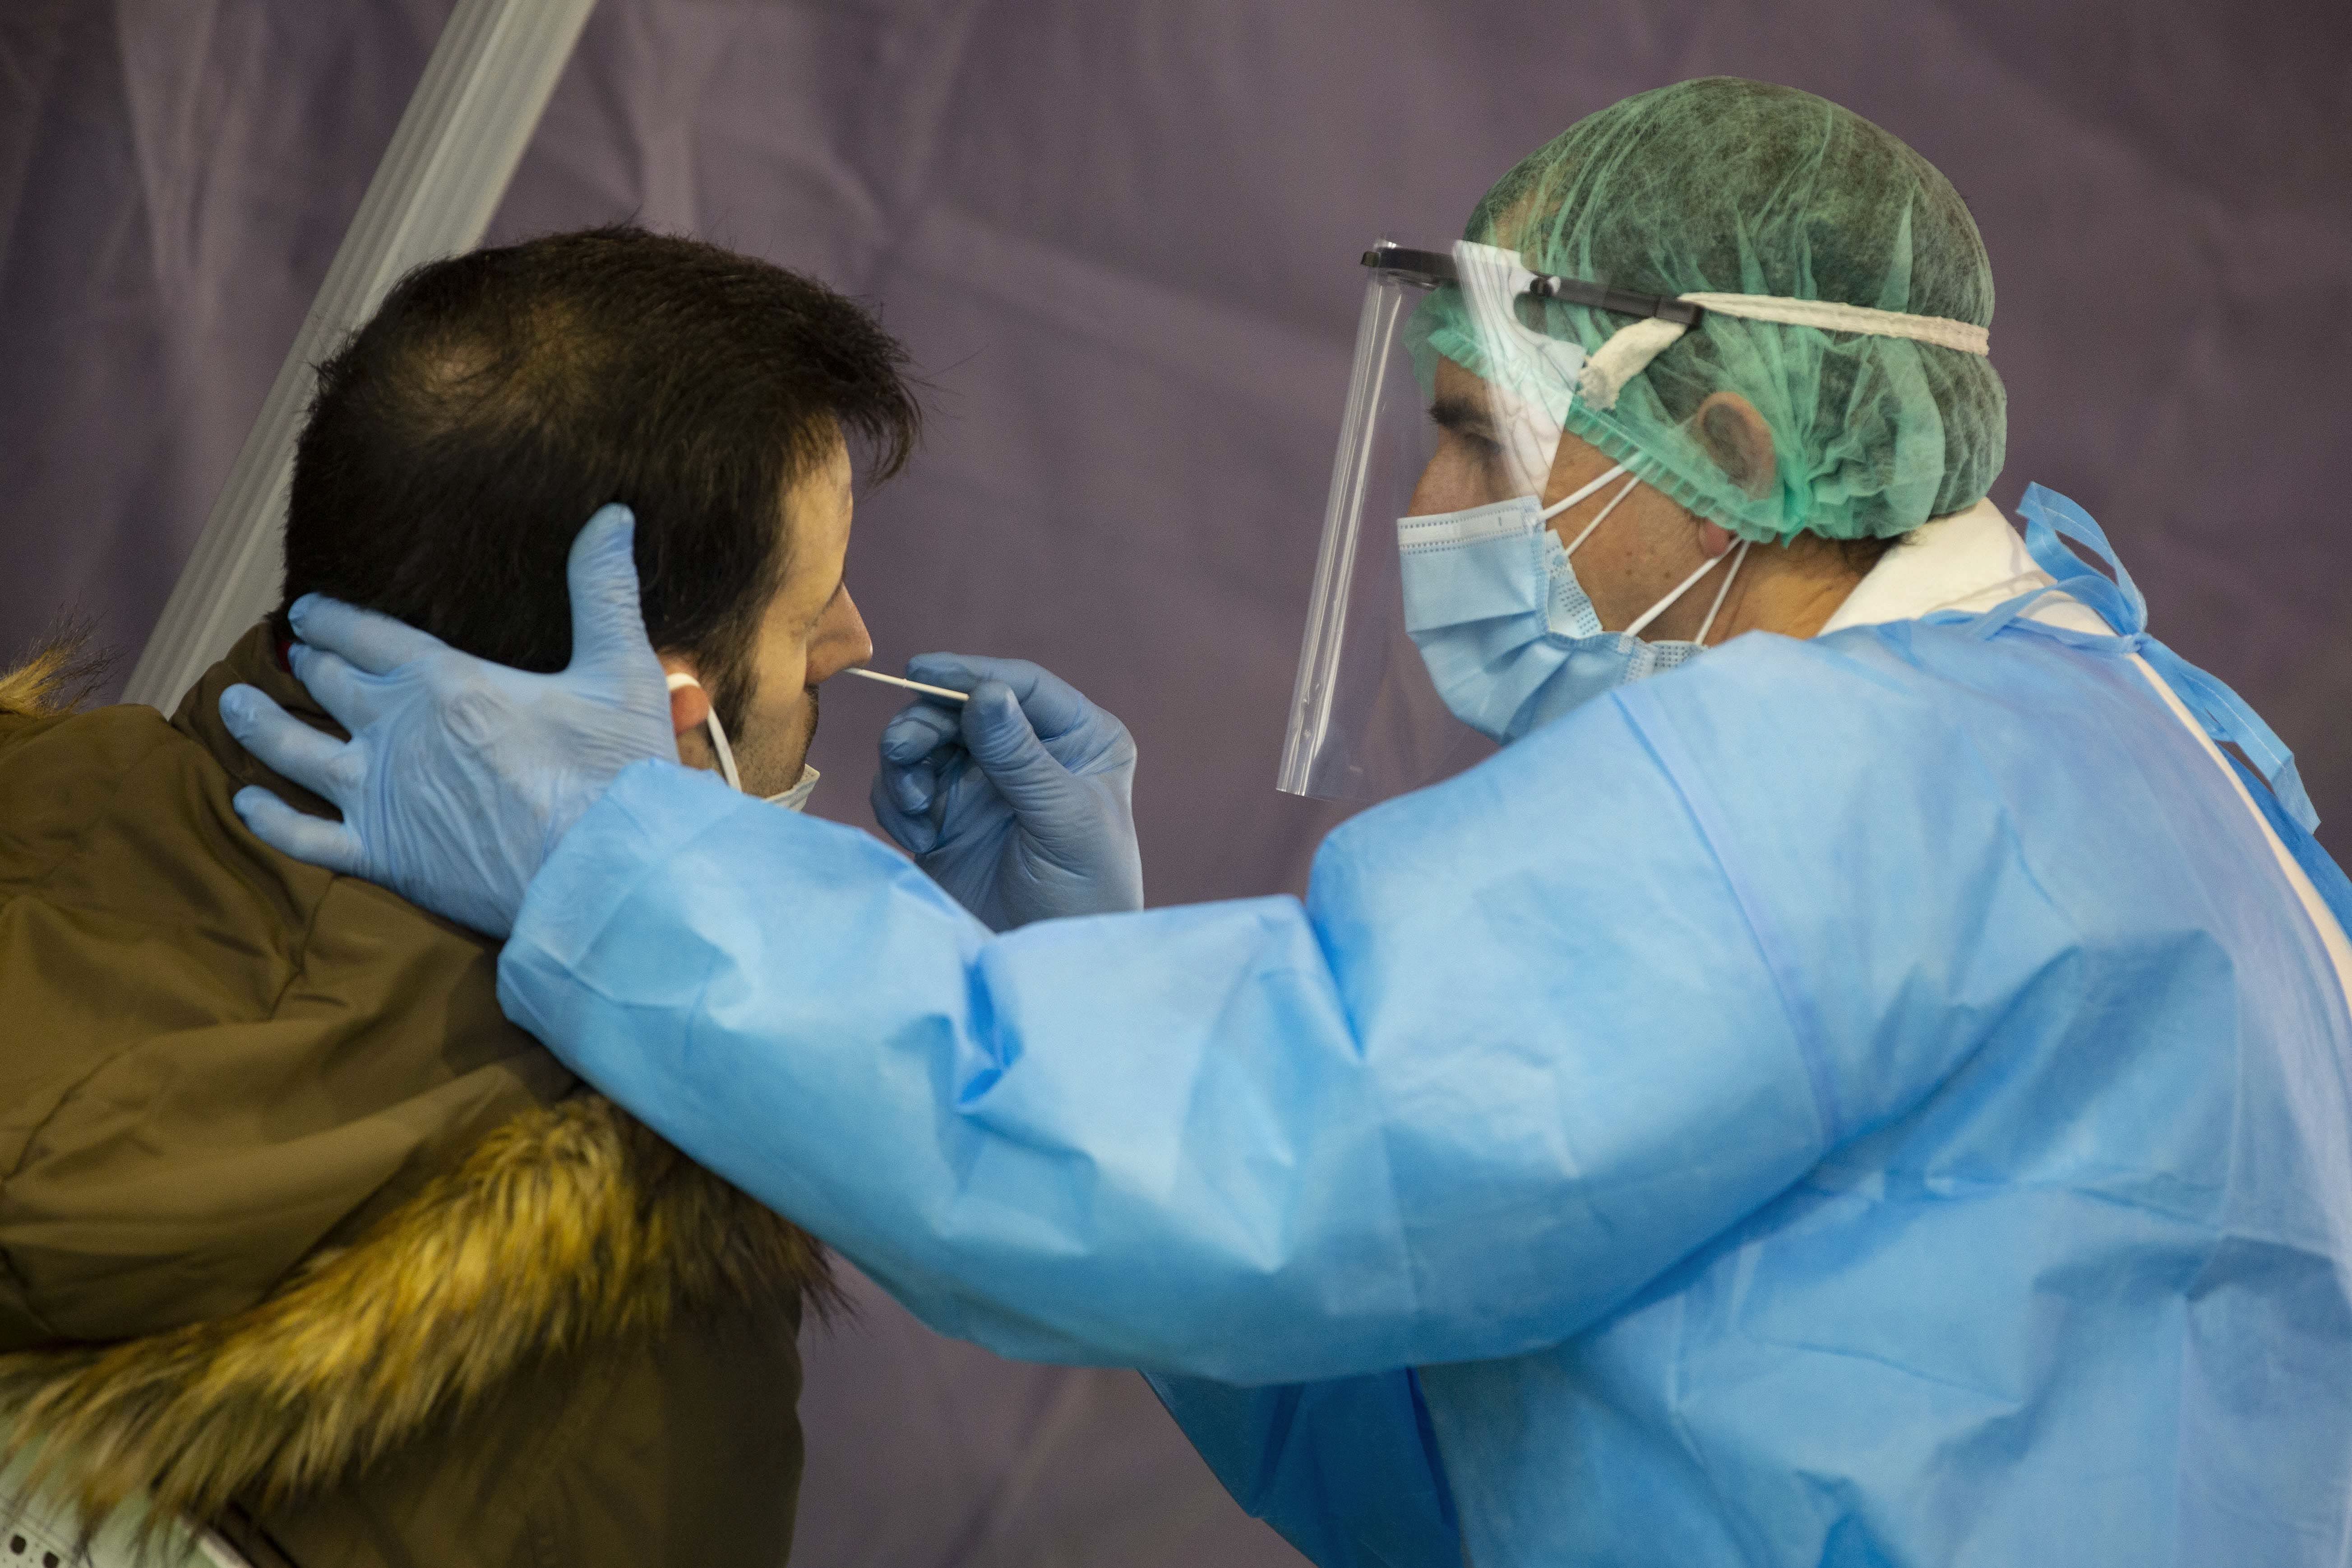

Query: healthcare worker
left=218, top=79, right=2352, bottom=1567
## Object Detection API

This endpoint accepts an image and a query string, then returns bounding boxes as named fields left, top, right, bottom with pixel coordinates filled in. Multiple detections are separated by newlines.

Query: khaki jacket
left=0, top=628, right=827, bottom=1567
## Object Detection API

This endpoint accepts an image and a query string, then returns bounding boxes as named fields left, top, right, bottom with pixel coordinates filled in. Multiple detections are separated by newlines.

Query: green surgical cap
left=1420, top=77, right=2006, bottom=541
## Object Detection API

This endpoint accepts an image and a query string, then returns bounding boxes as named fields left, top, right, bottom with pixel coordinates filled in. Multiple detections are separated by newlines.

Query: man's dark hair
left=283, top=226, right=920, bottom=731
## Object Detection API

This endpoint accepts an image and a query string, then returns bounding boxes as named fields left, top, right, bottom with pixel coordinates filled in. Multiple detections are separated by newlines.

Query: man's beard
left=726, top=685, right=818, bottom=798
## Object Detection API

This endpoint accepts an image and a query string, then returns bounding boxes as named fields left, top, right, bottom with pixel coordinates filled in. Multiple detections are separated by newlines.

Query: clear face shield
left=1276, top=241, right=1707, bottom=801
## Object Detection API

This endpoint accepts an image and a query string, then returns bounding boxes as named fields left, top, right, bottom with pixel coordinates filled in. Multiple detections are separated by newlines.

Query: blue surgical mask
left=1398, top=466, right=1749, bottom=743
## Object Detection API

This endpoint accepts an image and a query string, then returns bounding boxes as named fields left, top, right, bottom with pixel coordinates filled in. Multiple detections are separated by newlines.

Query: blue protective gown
left=497, top=489, right=2352, bottom=1568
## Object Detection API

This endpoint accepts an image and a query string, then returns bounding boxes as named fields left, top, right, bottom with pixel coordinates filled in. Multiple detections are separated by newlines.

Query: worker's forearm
left=499, top=704, right=1843, bottom=1383
left=499, top=761, right=1429, bottom=1379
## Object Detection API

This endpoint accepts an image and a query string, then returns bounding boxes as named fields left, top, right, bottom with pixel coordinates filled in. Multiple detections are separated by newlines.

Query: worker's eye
left=1451, top=429, right=1511, bottom=480
left=1435, top=423, right=1501, bottom=461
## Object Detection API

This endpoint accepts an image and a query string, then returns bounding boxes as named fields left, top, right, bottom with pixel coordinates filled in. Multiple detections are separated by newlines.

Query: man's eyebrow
left=1429, top=395, right=1498, bottom=441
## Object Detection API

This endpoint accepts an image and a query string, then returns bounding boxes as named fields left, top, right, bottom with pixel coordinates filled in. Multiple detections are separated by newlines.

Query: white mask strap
left=1557, top=472, right=1643, bottom=558
left=1538, top=463, right=1627, bottom=523
left=1623, top=541, right=1742, bottom=641
left=1692, top=540, right=1750, bottom=645
left=665, top=672, right=742, bottom=792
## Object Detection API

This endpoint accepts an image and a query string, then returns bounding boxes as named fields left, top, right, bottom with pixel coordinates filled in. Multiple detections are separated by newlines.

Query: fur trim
left=0, top=1096, right=832, bottom=1533
left=0, top=628, right=108, bottom=718
left=0, top=645, right=74, bottom=717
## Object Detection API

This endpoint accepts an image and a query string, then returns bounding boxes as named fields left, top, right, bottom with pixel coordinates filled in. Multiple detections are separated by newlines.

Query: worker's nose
left=807, top=587, right=874, bottom=685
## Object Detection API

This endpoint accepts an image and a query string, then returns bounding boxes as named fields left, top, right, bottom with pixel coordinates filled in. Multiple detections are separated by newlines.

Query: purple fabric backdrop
left=4, top=3, right=2348, bottom=1563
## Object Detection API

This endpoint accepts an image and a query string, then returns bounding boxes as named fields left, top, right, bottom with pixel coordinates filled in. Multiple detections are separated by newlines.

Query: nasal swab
left=845, top=667, right=970, bottom=704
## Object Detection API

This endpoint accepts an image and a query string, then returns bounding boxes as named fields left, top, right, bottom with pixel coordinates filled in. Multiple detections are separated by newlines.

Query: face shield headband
left=1276, top=240, right=1991, bottom=804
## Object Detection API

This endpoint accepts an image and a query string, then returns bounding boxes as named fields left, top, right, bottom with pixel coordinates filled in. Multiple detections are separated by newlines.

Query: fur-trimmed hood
left=0, top=1094, right=831, bottom=1534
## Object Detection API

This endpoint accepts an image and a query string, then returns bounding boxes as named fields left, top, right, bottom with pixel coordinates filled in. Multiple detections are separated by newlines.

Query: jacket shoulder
left=0, top=702, right=570, bottom=1346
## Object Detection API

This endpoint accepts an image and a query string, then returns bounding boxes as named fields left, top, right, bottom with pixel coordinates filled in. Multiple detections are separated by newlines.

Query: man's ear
left=659, top=656, right=710, bottom=736
left=1693, top=392, right=1776, bottom=499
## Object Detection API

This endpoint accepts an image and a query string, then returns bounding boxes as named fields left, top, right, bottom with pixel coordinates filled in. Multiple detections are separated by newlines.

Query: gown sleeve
left=497, top=632, right=2067, bottom=1383
left=1145, top=1368, right=1460, bottom=1568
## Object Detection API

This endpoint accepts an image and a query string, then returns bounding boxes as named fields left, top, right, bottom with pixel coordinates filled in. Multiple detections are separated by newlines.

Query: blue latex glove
left=869, top=653, right=1142, bottom=931
left=216, top=505, right=676, bottom=936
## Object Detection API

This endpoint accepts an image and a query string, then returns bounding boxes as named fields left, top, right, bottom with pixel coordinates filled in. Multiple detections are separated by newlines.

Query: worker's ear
left=659, top=655, right=710, bottom=736
left=1692, top=392, right=1776, bottom=499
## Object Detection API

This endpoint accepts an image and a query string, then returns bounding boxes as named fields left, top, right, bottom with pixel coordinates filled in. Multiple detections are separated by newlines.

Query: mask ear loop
left=665, top=671, right=743, bottom=792
left=1551, top=471, right=1643, bottom=556
left=1623, top=537, right=1747, bottom=641
left=1692, top=540, right=1750, bottom=645
left=1537, top=463, right=1627, bottom=521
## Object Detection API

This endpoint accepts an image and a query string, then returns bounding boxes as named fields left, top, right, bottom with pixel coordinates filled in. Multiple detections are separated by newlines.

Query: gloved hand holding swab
left=865, top=653, right=1142, bottom=931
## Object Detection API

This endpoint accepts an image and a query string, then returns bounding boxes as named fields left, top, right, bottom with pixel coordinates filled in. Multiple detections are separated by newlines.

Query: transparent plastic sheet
left=1278, top=249, right=1497, bottom=802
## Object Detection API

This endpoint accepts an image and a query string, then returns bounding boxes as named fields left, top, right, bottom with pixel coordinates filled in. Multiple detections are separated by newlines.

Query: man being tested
left=0, top=225, right=910, bottom=1565
left=222, top=80, right=2352, bottom=1567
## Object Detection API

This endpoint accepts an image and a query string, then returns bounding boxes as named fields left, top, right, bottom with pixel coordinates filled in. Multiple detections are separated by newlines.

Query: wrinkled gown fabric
left=497, top=488, right=2352, bottom=1568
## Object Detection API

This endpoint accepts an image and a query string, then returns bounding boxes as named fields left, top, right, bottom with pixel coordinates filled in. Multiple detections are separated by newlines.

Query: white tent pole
left=122, top=0, right=599, bottom=712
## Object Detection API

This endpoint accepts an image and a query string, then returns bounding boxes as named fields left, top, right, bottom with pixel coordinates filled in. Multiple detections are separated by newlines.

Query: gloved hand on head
left=217, top=504, right=676, bottom=937
left=870, top=654, right=1143, bottom=932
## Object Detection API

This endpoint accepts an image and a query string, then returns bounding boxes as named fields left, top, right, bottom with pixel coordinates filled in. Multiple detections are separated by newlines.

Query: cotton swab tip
left=845, top=666, right=970, bottom=703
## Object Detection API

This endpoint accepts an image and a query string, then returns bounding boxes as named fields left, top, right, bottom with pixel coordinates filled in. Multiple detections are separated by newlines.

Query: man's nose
left=808, top=587, right=874, bottom=684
